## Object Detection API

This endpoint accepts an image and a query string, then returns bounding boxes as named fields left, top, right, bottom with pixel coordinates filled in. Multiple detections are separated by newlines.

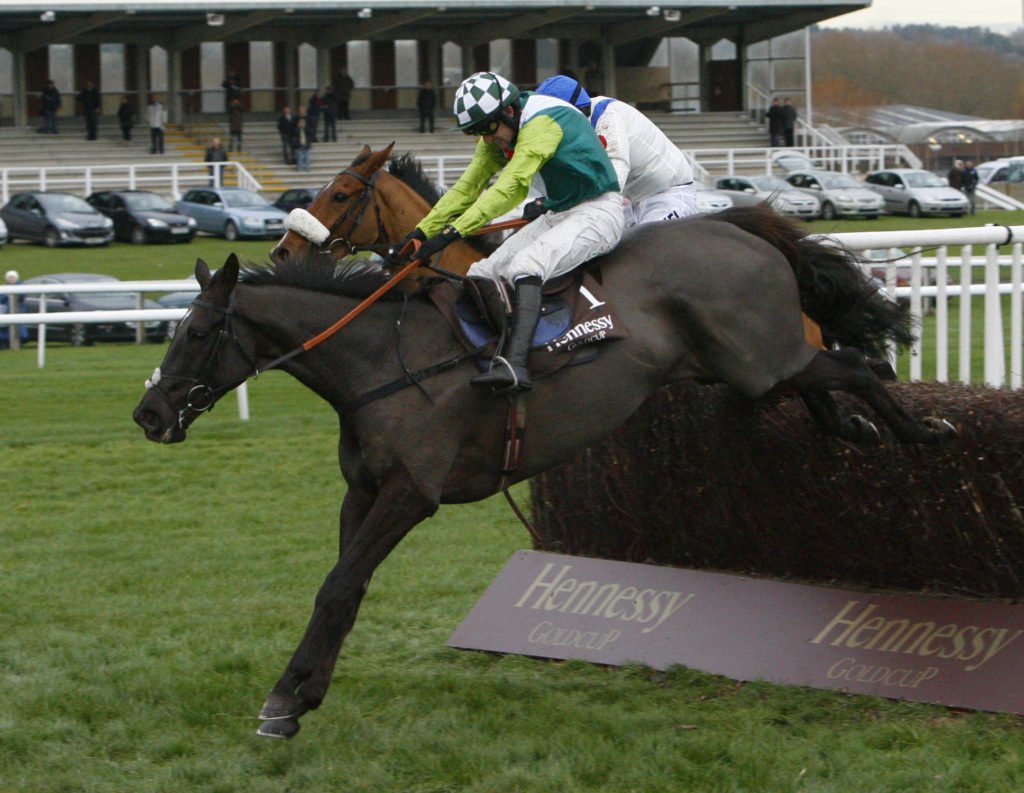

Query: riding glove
left=414, top=225, right=461, bottom=262
left=522, top=198, right=549, bottom=221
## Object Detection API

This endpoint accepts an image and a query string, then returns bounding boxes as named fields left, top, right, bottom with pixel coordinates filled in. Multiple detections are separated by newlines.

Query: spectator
left=335, top=68, right=354, bottom=120
left=947, top=159, right=965, bottom=190
left=962, top=159, right=979, bottom=216
left=321, top=86, right=339, bottom=142
left=292, top=117, right=311, bottom=172
left=77, top=80, right=101, bottom=141
left=39, top=80, right=61, bottom=134
left=147, top=94, right=167, bottom=154
left=305, top=92, right=321, bottom=144
left=782, top=97, right=797, bottom=147
left=222, top=74, right=242, bottom=106
left=228, top=98, right=244, bottom=152
left=766, top=97, right=785, bottom=147
left=277, top=105, right=296, bottom=164
left=0, top=270, right=29, bottom=350
left=117, top=95, right=135, bottom=142
left=416, top=80, right=436, bottom=133
left=205, top=136, right=229, bottom=186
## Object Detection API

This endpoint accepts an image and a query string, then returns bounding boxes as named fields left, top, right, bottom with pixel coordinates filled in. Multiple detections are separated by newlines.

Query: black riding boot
left=472, top=276, right=543, bottom=392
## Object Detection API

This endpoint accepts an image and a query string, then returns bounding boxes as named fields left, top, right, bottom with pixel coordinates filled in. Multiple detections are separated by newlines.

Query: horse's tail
left=704, top=204, right=914, bottom=358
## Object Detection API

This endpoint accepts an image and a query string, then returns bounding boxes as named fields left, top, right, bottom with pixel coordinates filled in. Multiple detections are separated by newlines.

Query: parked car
left=0, top=216, right=7, bottom=246
left=157, top=289, right=200, bottom=338
left=272, top=186, right=321, bottom=214
left=714, top=174, right=820, bottom=219
left=20, top=273, right=168, bottom=345
left=863, top=169, right=968, bottom=218
left=783, top=170, right=884, bottom=220
left=771, top=150, right=818, bottom=173
left=694, top=181, right=734, bottom=214
left=976, top=159, right=1010, bottom=186
left=0, top=191, right=114, bottom=247
left=86, top=189, right=197, bottom=244
left=175, top=187, right=287, bottom=241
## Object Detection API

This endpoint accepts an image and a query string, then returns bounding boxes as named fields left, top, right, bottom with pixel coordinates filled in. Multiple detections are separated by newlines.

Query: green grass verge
left=2, top=219, right=1023, bottom=791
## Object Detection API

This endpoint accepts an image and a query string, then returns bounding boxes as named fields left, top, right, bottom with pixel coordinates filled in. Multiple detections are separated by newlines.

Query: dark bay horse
left=134, top=218, right=953, bottom=736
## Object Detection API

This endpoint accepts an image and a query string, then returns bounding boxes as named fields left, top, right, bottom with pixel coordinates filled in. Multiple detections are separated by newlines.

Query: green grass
left=2, top=221, right=1023, bottom=791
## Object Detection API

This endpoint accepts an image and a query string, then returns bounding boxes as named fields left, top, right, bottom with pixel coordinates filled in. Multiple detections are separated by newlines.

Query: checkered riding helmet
left=452, top=72, right=521, bottom=135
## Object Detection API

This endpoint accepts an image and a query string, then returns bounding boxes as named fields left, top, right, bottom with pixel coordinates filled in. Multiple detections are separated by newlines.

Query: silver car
left=863, top=169, right=968, bottom=218
left=714, top=175, right=820, bottom=219
left=174, top=187, right=287, bottom=241
left=694, top=181, right=734, bottom=214
left=784, top=170, right=884, bottom=220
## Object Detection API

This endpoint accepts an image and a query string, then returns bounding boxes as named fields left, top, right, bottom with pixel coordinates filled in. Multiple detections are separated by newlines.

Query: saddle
left=428, top=269, right=629, bottom=379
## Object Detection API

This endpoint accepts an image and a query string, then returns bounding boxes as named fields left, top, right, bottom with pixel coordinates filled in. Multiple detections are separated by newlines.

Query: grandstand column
left=511, top=40, right=537, bottom=88
left=316, top=46, right=332, bottom=94
left=24, top=47, right=49, bottom=128
left=225, top=42, right=250, bottom=111
left=167, top=47, right=184, bottom=124
left=370, top=41, right=396, bottom=110
left=134, top=44, right=150, bottom=118
left=10, top=49, right=27, bottom=127
left=274, top=42, right=299, bottom=112
left=603, top=43, right=617, bottom=95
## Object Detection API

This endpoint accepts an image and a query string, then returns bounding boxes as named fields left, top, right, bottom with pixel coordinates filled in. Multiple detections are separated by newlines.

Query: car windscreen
left=818, top=173, right=862, bottom=189
left=223, top=191, right=269, bottom=209
left=124, top=193, right=175, bottom=211
left=751, top=176, right=789, bottom=191
left=37, top=194, right=95, bottom=212
left=904, top=172, right=946, bottom=188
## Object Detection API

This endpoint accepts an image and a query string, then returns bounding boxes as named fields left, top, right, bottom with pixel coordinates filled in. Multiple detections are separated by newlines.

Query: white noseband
left=285, top=208, right=330, bottom=245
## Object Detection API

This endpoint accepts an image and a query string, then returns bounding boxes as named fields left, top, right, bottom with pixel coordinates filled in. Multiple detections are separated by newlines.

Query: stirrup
left=471, top=356, right=532, bottom=392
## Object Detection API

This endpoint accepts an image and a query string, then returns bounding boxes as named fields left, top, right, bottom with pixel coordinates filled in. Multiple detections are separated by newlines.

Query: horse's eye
left=333, top=192, right=348, bottom=202
left=188, top=328, right=209, bottom=341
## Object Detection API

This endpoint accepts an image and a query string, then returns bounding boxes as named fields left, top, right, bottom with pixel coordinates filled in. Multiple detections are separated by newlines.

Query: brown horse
left=270, top=145, right=841, bottom=349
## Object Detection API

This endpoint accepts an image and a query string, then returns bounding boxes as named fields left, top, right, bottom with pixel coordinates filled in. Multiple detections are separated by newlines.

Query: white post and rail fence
left=1, top=225, right=1023, bottom=421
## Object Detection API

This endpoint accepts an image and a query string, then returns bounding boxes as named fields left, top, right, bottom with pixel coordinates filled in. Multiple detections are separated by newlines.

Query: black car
left=0, top=191, right=114, bottom=247
left=21, top=273, right=168, bottom=345
left=272, top=187, right=320, bottom=214
left=87, top=189, right=197, bottom=244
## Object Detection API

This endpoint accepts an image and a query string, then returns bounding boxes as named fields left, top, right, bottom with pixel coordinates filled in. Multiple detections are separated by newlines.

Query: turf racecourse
left=0, top=226, right=1022, bottom=792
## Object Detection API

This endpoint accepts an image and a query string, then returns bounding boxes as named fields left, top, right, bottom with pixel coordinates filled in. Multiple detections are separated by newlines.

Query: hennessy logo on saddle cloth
left=429, top=271, right=629, bottom=377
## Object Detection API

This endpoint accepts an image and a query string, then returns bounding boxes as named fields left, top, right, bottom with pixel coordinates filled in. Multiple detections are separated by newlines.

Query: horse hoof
left=924, top=416, right=958, bottom=440
left=259, top=692, right=306, bottom=721
left=848, top=414, right=880, bottom=444
left=257, top=717, right=301, bottom=739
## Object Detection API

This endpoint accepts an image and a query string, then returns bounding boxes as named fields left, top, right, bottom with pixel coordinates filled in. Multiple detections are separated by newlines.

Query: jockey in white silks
left=402, top=71, right=624, bottom=393
left=536, top=74, right=698, bottom=227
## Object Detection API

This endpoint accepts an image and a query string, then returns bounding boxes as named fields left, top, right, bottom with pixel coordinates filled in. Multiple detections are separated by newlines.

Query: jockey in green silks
left=407, top=71, right=623, bottom=393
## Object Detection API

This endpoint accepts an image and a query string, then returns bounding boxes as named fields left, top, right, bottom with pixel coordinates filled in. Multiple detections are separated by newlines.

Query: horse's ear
left=195, top=258, right=211, bottom=289
left=219, top=253, right=240, bottom=292
left=365, top=143, right=394, bottom=173
left=357, top=144, right=371, bottom=160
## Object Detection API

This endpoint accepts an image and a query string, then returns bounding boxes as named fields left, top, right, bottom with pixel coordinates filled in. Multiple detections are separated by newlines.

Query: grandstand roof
left=0, top=1, right=868, bottom=49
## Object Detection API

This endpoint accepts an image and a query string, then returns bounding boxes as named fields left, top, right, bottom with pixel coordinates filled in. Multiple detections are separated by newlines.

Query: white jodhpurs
left=628, top=182, right=698, bottom=226
left=467, top=191, right=625, bottom=284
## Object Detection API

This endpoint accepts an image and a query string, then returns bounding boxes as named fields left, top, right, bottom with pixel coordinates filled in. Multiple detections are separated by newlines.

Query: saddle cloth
left=428, top=270, right=629, bottom=377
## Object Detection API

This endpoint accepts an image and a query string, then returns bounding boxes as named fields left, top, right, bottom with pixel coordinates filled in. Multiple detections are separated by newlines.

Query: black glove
left=387, top=228, right=427, bottom=267
left=522, top=198, right=549, bottom=221
left=413, top=225, right=461, bottom=262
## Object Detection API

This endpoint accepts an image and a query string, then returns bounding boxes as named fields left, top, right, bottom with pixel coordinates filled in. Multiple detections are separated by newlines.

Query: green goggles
left=462, top=117, right=501, bottom=137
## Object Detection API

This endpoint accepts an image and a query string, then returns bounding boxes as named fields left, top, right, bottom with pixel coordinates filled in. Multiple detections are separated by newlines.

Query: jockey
left=407, top=71, right=624, bottom=393
left=535, top=75, right=697, bottom=226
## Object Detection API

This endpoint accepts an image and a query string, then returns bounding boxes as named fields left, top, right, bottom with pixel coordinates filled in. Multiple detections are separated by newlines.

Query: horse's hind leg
left=786, top=348, right=956, bottom=444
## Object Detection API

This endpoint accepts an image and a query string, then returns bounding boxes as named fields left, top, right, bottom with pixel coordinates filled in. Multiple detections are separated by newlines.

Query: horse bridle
left=311, top=168, right=390, bottom=258
left=144, top=293, right=259, bottom=429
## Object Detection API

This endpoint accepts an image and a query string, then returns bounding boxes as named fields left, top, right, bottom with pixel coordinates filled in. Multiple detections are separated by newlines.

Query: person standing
left=222, top=74, right=242, bottom=106
left=947, top=159, right=965, bottom=190
left=962, top=159, right=979, bottom=216
left=77, top=80, right=101, bottom=140
left=117, top=95, right=135, bottom=142
left=321, top=86, right=339, bottom=142
left=292, top=117, right=311, bottom=172
left=277, top=105, right=296, bottom=164
left=147, top=94, right=167, bottom=154
left=335, top=68, right=354, bottom=120
left=227, top=98, right=244, bottom=152
left=782, top=97, right=798, bottom=147
left=416, top=80, right=436, bottom=133
left=205, top=136, right=228, bottom=186
left=766, top=97, right=785, bottom=147
left=305, top=92, right=321, bottom=144
left=39, top=80, right=61, bottom=134
left=0, top=270, right=29, bottom=350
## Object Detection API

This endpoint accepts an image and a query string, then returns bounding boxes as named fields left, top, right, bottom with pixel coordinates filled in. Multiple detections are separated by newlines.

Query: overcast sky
left=820, top=0, right=1023, bottom=31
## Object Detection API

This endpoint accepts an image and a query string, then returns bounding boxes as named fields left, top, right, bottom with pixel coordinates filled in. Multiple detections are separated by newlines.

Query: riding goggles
left=462, top=117, right=501, bottom=137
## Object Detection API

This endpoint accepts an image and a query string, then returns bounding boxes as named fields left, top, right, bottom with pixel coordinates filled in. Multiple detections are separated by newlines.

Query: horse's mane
left=239, top=259, right=405, bottom=301
left=385, top=152, right=498, bottom=256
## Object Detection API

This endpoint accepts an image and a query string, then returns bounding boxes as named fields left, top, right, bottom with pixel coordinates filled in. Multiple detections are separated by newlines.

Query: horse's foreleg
left=788, top=348, right=956, bottom=444
left=258, top=470, right=438, bottom=738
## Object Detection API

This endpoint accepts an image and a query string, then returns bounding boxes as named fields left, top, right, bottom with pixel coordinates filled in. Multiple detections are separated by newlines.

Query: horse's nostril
left=273, top=246, right=290, bottom=262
